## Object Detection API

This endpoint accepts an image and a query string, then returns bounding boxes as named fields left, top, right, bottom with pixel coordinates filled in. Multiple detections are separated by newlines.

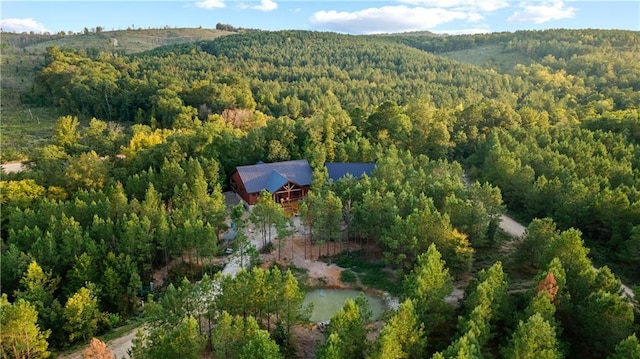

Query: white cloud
left=1, top=18, right=50, bottom=33
left=310, top=5, right=473, bottom=34
left=432, top=27, right=492, bottom=35
left=507, top=1, right=576, bottom=24
left=399, top=0, right=509, bottom=12
left=194, top=0, right=225, bottom=9
left=251, top=0, right=278, bottom=11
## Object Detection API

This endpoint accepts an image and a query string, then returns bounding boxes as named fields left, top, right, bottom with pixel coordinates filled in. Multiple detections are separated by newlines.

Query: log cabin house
left=230, top=160, right=376, bottom=213
left=229, top=159, right=313, bottom=206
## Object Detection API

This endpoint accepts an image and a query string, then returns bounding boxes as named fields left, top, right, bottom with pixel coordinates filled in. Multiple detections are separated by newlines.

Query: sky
left=1, top=1, right=639, bottom=36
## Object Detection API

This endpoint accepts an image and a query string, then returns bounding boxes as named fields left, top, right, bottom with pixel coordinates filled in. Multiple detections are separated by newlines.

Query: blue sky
left=2, top=1, right=639, bottom=35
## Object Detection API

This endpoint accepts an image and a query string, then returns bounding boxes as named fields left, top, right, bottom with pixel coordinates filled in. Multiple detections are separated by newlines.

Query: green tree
left=439, top=335, right=483, bottom=359
left=14, top=261, right=59, bottom=312
left=516, top=218, right=558, bottom=270
left=1, top=246, right=34, bottom=302
left=128, top=329, right=147, bottom=359
left=64, top=284, right=101, bottom=343
left=0, top=294, right=51, bottom=359
left=577, top=290, right=634, bottom=355
left=312, top=189, right=343, bottom=257
left=0, top=180, right=46, bottom=208
left=369, top=299, right=426, bottom=359
left=403, top=243, right=454, bottom=337
left=64, top=253, right=96, bottom=297
left=14, top=261, right=66, bottom=349
left=281, top=269, right=305, bottom=338
left=28, top=144, right=69, bottom=189
left=146, top=315, right=204, bottom=359
left=318, top=298, right=368, bottom=359
left=64, top=151, right=110, bottom=193
left=317, top=333, right=345, bottom=359
left=382, top=203, right=473, bottom=274
left=608, top=334, right=640, bottom=359
left=250, top=190, right=286, bottom=248
left=53, top=115, right=80, bottom=149
left=239, top=329, right=283, bottom=359
left=211, top=312, right=281, bottom=359
left=503, top=313, right=562, bottom=359
left=457, top=262, right=508, bottom=351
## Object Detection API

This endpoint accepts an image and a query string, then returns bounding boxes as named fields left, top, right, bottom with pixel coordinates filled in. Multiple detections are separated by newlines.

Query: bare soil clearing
left=1, top=161, right=25, bottom=173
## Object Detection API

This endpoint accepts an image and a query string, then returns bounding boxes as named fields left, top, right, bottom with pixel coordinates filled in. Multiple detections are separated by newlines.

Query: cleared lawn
left=440, top=44, right=532, bottom=74
left=1, top=107, right=59, bottom=161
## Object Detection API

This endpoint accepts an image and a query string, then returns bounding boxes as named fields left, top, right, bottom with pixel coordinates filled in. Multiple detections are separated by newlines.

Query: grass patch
left=0, top=107, right=60, bottom=161
left=440, top=44, right=532, bottom=74
left=340, top=269, right=358, bottom=284
left=271, top=262, right=311, bottom=289
left=100, top=316, right=145, bottom=342
left=334, top=251, right=403, bottom=296
left=166, top=261, right=224, bottom=285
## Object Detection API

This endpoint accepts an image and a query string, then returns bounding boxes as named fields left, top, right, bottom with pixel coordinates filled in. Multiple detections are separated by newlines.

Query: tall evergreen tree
left=403, top=244, right=454, bottom=337
left=503, top=313, right=562, bottom=359
left=369, top=299, right=426, bottom=359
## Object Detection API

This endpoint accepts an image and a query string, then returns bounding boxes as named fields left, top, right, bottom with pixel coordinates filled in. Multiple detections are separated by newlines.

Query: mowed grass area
left=1, top=37, right=59, bottom=161
left=439, top=44, right=532, bottom=74
left=24, top=27, right=234, bottom=54
left=1, top=107, right=59, bottom=161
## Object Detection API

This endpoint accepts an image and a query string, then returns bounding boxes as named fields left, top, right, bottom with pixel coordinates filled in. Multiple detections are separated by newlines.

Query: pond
left=303, top=288, right=386, bottom=323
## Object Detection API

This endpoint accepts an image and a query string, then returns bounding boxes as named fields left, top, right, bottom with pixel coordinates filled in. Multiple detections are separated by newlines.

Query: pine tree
left=403, top=243, right=454, bottom=336
left=0, top=294, right=51, bottom=359
left=608, top=334, right=640, bottom=359
left=503, top=313, right=562, bottom=359
left=369, top=299, right=426, bottom=359
left=318, top=299, right=368, bottom=359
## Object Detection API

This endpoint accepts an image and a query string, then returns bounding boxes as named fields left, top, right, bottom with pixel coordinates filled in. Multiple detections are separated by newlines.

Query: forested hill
left=139, top=30, right=516, bottom=114
left=136, top=28, right=640, bottom=119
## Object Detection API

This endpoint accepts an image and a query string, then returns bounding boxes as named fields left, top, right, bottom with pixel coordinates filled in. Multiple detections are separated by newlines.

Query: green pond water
left=303, top=289, right=386, bottom=322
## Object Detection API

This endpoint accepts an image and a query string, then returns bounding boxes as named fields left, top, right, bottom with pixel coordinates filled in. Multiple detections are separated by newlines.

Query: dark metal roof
left=235, top=159, right=313, bottom=194
left=326, top=162, right=375, bottom=182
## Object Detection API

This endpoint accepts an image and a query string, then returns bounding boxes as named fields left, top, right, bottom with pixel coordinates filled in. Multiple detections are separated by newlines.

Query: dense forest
left=1, top=28, right=639, bottom=358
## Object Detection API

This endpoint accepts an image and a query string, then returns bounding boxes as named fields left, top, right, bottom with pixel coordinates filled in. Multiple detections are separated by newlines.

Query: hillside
left=0, top=28, right=233, bottom=160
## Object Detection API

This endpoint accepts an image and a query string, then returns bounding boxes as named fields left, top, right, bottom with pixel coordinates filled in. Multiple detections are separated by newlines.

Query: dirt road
left=498, top=214, right=636, bottom=301
left=59, top=327, right=140, bottom=359
left=499, top=214, right=526, bottom=237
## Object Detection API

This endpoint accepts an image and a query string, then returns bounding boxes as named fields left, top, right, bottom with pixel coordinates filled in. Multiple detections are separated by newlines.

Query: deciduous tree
left=64, top=284, right=101, bottom=343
